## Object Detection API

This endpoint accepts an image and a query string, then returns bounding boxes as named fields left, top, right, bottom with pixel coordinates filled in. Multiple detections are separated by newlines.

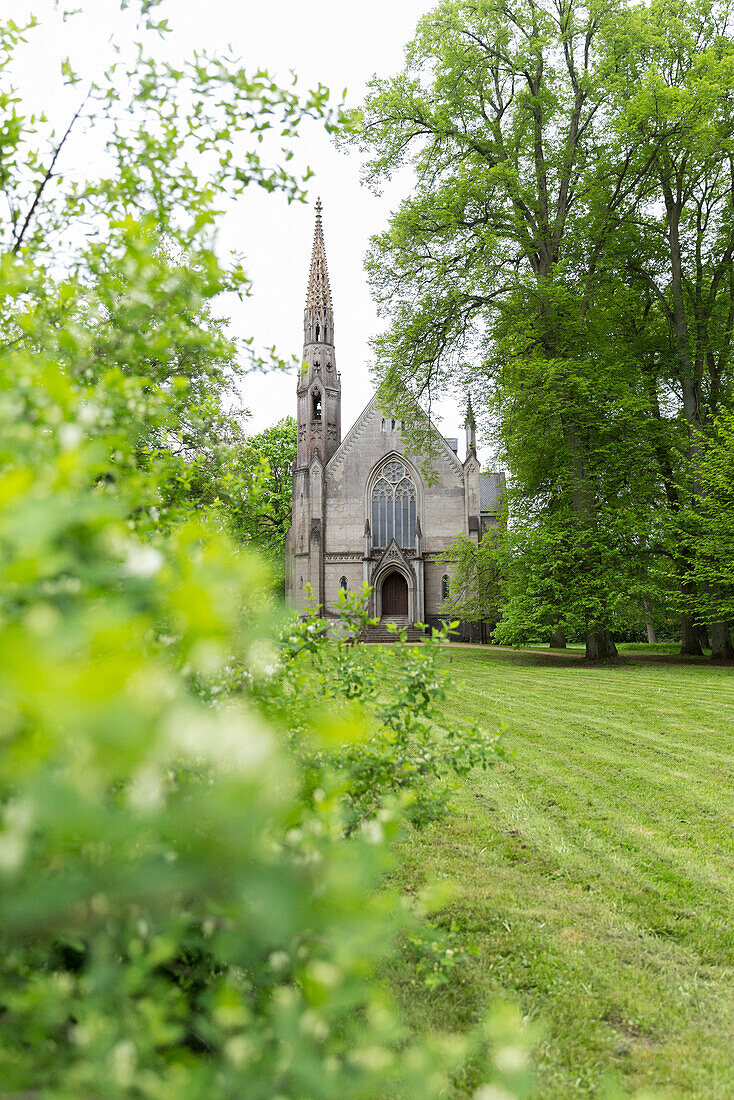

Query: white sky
left=13, top=0, right=484, bottom=460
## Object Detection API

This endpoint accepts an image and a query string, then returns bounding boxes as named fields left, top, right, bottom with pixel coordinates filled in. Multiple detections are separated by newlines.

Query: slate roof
left=480, top=471, right=506, bottom=512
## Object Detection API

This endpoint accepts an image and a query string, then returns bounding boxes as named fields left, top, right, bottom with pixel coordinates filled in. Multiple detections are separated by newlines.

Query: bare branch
left=11, top=90, right=90, bottom=254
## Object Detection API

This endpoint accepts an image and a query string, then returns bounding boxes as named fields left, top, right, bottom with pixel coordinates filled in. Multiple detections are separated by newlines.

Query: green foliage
left=2, top=4, right=339, bottom=266
left=441, top=525, right=507, bottom=625
left=0, top=2, right=333, bottom=554
left=349, top=0, right=734, bottom=657
left=273, top=589, right=504, bottom=832
left=401, top=921, right=478, bottom=992
left=0, top=311, right=535, bottom=1097
left=239, top=417, right=298, bottom=555
left=0, top=12, right=535, bottom=1095
left=679, top=413, right=734, bottom=624
left=0, top=203, right=532, bottom=1100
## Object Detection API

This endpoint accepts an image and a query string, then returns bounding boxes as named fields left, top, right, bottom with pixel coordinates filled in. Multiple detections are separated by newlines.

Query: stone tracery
left=370, top=459, right=417, bottom=548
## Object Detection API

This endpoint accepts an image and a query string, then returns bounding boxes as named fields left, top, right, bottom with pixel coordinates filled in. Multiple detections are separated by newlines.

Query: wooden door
left=382, top=572, right=408, bottom=617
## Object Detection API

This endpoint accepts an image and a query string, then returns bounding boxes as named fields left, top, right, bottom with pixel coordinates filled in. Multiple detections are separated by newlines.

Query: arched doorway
left=381, top=571, right=408, bottom=618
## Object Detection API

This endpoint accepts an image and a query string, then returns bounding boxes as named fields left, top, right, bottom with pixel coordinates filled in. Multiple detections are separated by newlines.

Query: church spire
left=297, top=199, right=341, bottom=467
left=304, top=197, right=334, bottom=345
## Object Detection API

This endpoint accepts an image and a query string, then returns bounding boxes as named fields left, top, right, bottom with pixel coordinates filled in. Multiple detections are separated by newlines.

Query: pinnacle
left=465, top=392, right=476, bottom=427
left=305, top=198, right=333, bottom=318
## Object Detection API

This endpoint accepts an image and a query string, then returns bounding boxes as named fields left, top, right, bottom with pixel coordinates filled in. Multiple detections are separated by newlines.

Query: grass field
left=387, top=647, right=734, bottom=1099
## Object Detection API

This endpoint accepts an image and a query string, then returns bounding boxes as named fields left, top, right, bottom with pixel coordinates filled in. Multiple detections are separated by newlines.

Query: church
left=285, top=202, right=505, bottom=639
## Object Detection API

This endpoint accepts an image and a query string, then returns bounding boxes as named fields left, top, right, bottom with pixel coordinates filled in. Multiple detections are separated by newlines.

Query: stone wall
left=324, top=398, right=468, bottom=553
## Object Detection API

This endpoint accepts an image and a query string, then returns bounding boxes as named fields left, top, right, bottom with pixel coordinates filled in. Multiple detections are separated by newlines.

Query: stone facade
left=285, top=202, right=505, bottom=637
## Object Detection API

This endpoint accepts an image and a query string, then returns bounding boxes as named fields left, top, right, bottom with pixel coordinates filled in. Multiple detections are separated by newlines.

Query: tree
left=606, top=0, right=734, bottom=657
left=349, top=0, right=666, bottom=659
left=351, top=0, right=734, bottom=660
left=240, top=417, right=298, bottom=554
left=0, top=5, right=331, bottom=547
left=440, top=526, right=506, bottom=631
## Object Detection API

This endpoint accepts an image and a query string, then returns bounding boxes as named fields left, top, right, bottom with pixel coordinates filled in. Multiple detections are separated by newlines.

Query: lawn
left=387, top=647, right=734, bottom=1099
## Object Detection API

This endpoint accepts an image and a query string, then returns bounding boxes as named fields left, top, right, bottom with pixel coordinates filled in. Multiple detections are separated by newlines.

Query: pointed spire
left=305, top=197, right=333, bottom=322
left=465, top=392, right=476, bottom=429
left=297, top=198, right=341, bottom=467
left=465, top=393, right=477, bottom=455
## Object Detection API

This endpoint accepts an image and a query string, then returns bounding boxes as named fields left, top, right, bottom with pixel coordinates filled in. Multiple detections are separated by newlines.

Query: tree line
left=349, top=0, right=734, bottom=659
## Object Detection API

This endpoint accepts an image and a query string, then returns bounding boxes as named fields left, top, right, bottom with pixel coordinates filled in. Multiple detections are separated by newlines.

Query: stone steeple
left=464, top=393, right=477, bottom=456
left=304, top=198, right=333, bottom=333
left=297, top=199, right=341, bottom=466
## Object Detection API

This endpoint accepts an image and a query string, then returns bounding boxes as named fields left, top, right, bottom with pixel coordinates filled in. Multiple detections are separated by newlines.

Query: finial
left=465, top=392, right=476, bottom=428
left=315, top=196, right=322, bottom=217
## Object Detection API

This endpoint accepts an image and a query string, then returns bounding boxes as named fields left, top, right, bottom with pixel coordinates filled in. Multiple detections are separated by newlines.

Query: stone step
left=360, top=621, right=427, bottom=644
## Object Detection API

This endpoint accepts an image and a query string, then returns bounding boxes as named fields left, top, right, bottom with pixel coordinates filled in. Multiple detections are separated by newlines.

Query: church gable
left=326, top=391, right=464, bottom=486
left=326, top=392, right=382, bottom=476
left=373, top=538, right=414, bottom=579
left=323, top=394, right=468, bottom=556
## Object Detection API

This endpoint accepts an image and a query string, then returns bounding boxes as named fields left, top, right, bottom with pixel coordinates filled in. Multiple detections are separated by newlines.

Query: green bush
left=0, top=248, right=532, bottom=1097
left=269, top=589, right=504, bottom=832
left=0, top=10, right=533, bottom=1089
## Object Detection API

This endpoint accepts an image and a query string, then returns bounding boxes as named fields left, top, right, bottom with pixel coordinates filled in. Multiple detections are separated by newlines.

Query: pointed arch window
left=371, top=459, right=417, bottom=549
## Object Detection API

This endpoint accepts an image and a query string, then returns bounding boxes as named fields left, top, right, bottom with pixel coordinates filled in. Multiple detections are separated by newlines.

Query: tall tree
left=608, top=0, right=734, bottom=657
left=349, top=0, right=660, bottom=658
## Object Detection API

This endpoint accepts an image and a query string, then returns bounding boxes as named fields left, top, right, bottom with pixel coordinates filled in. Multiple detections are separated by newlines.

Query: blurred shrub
left=267, top=590, right=504, bottom=832
left=0, top=9, right=531, bottom=1089
left=0, top=246, right=531, bottom=1097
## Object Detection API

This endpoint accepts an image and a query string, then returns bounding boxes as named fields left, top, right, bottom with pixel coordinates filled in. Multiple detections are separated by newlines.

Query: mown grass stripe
left=387, top=647, right=734, bottom=1099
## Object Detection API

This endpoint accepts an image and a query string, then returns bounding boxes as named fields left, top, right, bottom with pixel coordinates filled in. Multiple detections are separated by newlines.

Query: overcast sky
left=14, top=1, right=483, bottom=458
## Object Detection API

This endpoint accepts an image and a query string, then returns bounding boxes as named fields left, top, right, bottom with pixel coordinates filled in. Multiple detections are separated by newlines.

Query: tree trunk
left=549, top=625, right=567, bottom=649
left=643, top=598, right=656, bottom=644
left=586, top=627, right=618, bottom=660
left=710, top=621, right=734, bottom=660
left=680, top=612, right=704, bottom=656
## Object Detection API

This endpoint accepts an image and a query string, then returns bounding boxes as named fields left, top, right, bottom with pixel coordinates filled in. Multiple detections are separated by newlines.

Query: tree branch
left=11, top=90, right=89, bottom=254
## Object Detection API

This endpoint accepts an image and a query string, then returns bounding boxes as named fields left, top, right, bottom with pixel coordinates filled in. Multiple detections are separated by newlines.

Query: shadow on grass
left=439, top=643, right=731, bottom=669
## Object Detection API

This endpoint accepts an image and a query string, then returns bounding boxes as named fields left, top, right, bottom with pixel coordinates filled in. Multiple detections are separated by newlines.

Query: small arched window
left=339, top=576, right=348, bottom=591
left=315, top=323, right=320, bottom=341
left=442, top=574, right=450, bottom=600
left=312, top=391, right=322, bottom=421
left=371, top=459, right=417, bottom=549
